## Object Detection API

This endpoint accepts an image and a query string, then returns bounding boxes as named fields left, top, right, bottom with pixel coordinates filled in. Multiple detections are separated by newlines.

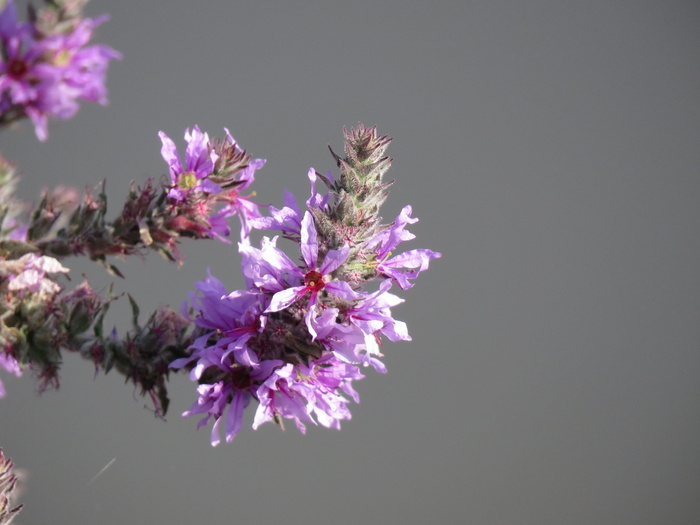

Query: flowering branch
left=0, top=122, right=264, bottom=415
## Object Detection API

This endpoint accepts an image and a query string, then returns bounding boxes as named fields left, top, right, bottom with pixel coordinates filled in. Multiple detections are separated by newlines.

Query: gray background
left=1, top=1, right=699, bottom=523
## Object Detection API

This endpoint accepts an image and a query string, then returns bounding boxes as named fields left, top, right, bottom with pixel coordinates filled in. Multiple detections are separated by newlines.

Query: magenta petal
left=158, top=131, right=182, bottom=177
left=300, top=212, right=318, bottom=269
left=266, top=286, right=307, bottom=313
left=319, top=244, right=350, bottom=275
left=325, top=280, right=360, bottom=300
left=225, top=390, right=249, bottom=442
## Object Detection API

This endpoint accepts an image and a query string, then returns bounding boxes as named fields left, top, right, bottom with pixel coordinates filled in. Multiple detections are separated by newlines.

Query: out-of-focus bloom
left=6, top=252, right=68, bottom=295
left=0, top=0, right=121, bottom=140
left=0, top=352, right=21, bottom=398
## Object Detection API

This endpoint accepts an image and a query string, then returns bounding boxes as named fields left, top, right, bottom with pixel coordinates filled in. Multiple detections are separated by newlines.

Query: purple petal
left=300, top=212, right=318, bottom=269
left=225, top=390, right=250, bottom=442
left=325, top=280, right=360, bottom=300
left=158, top=131, right=182, bottom=178
left=266, top=286, right=307, bottom=313
left=319, top=244, right=350, bottom=275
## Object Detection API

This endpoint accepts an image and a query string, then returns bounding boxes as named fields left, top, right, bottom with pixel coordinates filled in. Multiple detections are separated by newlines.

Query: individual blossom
left=311, top=279, right=409, bottom=372
left=159, top=126, right=222, bottom=202
left=263, top=212, right=359, bottom=337
left=179, top=361, right=279, bottom=446
left=0, top=0, right=121, bottom=140
left=159, top=126, right=265, bottom=239
left=248, top=168, right=332, bottom=239
left=366, top=205, right=441, bottom=289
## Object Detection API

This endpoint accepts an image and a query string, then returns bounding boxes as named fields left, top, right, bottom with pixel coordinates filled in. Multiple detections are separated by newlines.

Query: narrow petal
left=158, top=131, right=182, bottom=176
left=300, top=211, right=318, bottom=269
left=325, top=280, right=360, bottom=300
left=266, top=286, right=307, bottom=313
left=319, top=244, right=350, bottom=275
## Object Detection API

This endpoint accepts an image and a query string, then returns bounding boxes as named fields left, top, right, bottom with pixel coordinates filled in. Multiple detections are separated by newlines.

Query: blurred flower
left=0, top=352, right=21, bottom=398
left=0, top=0, right=120, bottom=140
left=5, top=252, right=68, bottom=295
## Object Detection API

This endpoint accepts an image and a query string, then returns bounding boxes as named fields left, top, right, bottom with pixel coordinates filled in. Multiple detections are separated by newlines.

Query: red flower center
left=303, top=270, right=325, bottom=292
left=7, top=58, right=28, bottom=78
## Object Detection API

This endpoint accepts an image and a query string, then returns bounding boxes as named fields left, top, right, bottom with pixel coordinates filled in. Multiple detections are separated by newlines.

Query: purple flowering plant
left=0, top=0, right=441, bottom=518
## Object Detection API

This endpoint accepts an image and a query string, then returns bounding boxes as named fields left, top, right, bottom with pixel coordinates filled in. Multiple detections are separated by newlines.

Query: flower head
left=159, top=126, right=222, bottom=201
left=176, top=125, right=440, bottom=444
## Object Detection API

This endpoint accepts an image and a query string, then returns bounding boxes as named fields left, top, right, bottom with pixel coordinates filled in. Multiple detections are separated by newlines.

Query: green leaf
left=127, top=294, right=140, bottom=327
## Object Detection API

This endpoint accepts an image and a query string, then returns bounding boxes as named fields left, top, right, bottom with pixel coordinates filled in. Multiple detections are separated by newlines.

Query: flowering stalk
left=175, top=124, right=441, bottom=444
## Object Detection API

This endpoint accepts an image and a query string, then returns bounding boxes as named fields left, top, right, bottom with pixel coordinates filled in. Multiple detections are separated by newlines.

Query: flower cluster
left=174, top=124, right=441, bottom=444
left=0, top=0, right=120, bottom=140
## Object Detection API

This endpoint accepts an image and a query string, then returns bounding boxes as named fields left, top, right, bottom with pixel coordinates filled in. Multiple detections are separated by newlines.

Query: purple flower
left=0, top=0, right=120, bottom=140
left=178, top=361, right=282, bottom=446
left=171, top=271, right=266, bottom=373
left=174, top=125, right=441, bottom=445
left=248, top=168, right=331, bottom=237
left=159, top=126, right=222, bottom=201
left=319, top=279, right=409, bottom=372
left=368, top=205, right=442, bottom=289
left=253, top=353, right=363, bottom=433
left=221, top=155, right=265, bottom=239
left=159, top=126, right=265, bottom=240
left=262, top=212, right=359, bottom=337
left=248, top=189, right=302, bottom=235
left=181, top=380, right=248, bottom=446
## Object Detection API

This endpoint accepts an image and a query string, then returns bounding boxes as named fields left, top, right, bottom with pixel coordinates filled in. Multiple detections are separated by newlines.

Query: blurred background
left=1, top=1, right=699, bottom=523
